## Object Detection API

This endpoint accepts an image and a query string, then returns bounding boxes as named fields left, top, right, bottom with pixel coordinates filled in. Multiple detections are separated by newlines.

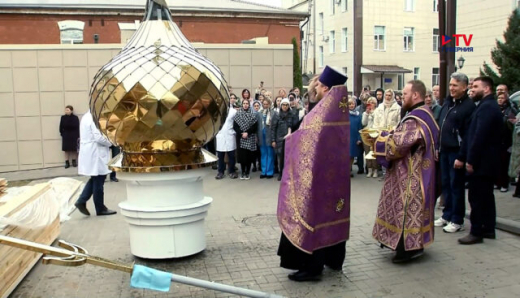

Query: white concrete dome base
left=117, top=169, right=213, bottom=259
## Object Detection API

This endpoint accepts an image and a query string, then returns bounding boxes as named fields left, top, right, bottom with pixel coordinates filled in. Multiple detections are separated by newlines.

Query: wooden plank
left=0, top=217, right=60, bottom=298
left=0, top=226, right=60, bottom=297
left=0, top=219, right=59, bottom=276
left=0, top=183, right=51, bottom=218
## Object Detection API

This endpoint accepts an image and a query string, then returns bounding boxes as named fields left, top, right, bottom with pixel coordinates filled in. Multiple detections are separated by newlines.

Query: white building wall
left=292, top=0, right=519, bottom=94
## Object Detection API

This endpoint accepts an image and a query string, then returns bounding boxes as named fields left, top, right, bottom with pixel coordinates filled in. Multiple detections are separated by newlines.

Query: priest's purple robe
left=277, top=85, right=351, bottom=254
left=373, top=106, right=439, bottom=251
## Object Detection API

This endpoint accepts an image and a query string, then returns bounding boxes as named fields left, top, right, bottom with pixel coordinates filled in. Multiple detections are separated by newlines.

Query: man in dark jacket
left=458, top=77, right=503, bottom=244
left=435, top=73, right=475, bottom=233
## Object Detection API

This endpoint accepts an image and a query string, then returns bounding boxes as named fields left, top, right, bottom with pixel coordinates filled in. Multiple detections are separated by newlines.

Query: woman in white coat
left=74, top=110, right=117, bottom=216
left=372, top=89, right=401, bottom=179
left=373, top=89, right=401, bottom=130
left=215, top=94, right=239, bottom=179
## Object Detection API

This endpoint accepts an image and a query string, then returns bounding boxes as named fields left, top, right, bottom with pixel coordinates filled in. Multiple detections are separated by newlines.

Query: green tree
left=480, top=9, right=520, bottom=91
left=292, top=37, right=303, bottom=91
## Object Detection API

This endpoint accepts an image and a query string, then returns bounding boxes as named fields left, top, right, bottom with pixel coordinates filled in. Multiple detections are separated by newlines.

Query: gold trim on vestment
left=376, top=218, right=432, bottom=234
left=315, top=218, right=350, bottom=229
left=301, top=121, right=350, bottom=130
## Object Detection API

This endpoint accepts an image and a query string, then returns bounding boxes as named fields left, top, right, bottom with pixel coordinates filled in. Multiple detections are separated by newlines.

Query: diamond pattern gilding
left=89, top=1, right=229, bottom=172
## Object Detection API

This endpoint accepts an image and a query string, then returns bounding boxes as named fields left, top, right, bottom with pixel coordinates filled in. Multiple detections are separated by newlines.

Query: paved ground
left=3, top=166, right=520, bottom=222
left=5, top=168, right=520, bottom=298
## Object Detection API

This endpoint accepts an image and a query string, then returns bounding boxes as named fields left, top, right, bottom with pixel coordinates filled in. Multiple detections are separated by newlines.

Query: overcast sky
left=248, top=0, right=282, bottom=7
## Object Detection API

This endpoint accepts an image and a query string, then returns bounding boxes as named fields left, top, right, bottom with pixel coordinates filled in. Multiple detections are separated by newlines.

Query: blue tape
left=130, top=264, right=173, bottom=292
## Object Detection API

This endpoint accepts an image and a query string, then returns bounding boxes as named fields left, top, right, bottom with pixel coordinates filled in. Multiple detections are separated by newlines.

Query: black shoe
left=350, top=173, right=354, bottom=178
left=215, top=173, right=224, bottom=180
left=288, top=270, right=322, bottom=282
left=277, top=176, right=282, bottom=181
left=357, top=170, right=364, bottom=174
left=260, top=175, right=266, bottom=179
left=212, top=165, right=218, bottom=170
left=229, top=172, right=238, bottom=179
left=458, top=234, right=483, bottom=245
left=266, top=175, right=273, bottom=179
left=110, top=177, right=119, bottom=182
left=392, top=249, right=424, bottom=263
left=325, top=264, right=343, bottom=271
left=513, top=194, right=520, bottom=198
left=75, top=203, right=90, bottom=216
left=72, top=159, right=77, bottom=167
left=97, top=209, right=117, bottom=216
left=65, top=160, right=70, bottom=169
left=482, top=232, right=496, bottom=239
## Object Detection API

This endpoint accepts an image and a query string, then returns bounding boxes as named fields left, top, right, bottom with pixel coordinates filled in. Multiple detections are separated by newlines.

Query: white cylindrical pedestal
left=117, top=169, right=212, bottom=259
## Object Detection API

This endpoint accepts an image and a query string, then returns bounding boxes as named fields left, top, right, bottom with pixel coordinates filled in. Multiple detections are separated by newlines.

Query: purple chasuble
left=277, top=86, right=351, bottom=254
left=373, top=106, right=439, bottom=251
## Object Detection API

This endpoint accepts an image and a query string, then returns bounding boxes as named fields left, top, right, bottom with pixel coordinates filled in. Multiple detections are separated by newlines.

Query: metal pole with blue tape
left=0, top=235, right=284, bottom=298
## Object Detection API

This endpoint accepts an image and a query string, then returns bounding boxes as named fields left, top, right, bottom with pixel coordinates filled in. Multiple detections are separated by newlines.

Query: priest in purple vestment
left=372, top=80, right=439, bottom=263
left=277, top=66, right=350, bottom=282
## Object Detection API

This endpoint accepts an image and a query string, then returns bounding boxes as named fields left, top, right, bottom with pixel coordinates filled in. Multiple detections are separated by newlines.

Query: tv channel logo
left=441, top=34, right=474, bottom=52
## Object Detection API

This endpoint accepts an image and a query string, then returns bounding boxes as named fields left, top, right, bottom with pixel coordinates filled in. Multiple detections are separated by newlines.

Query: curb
left=465, top=210, right=520, bottom=235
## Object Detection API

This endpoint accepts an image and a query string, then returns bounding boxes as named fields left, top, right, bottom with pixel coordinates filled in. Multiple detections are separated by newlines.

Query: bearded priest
left=372, top=80, right=440, bottom=263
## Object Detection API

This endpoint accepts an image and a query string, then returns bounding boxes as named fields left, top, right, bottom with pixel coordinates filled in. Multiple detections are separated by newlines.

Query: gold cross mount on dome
left=339, top=96, right=348, bottom=113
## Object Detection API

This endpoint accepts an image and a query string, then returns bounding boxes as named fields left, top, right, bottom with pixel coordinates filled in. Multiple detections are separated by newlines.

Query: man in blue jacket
left=458, top=77, right=503, bottom=244
left=435, top=73, right=475, bottom=233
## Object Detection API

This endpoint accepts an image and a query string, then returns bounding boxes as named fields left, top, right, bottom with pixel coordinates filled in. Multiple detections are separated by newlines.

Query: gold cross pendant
left=339, top=96, right=348, bottom=113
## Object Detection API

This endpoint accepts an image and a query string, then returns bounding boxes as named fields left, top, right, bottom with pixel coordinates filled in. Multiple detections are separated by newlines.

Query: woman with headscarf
left=373, top=89, right=401, bottom=179
left=270, top=98, right=293, bottom=181
left=373, top=89, right=401, bottom=130
left=362, top=97, right=379, bottom=178
left=348, top=97, right=363, bottom=177
left=233, top=98, right=258, bottom=180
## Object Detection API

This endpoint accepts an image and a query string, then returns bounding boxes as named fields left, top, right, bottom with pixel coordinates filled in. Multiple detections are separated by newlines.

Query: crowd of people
left=212, top=85, right=309, bottom=181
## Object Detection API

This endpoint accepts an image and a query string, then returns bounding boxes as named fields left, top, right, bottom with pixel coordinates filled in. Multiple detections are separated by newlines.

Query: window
left=404, top=27, right=415, bottom=51
left=398, top=74, right=404, bottom=90
left=341, top=28, right=348, bottom=52
left=374, top=26, right=385, bottom=50
left=433, top=0, right=438, bottom=12
left=433, top=28, right=439, bottom=52
left=432, top=68, right=440, bottom=86
left=405, top=0, right=415, bottom=11
left=342, top=67, right=348, bottom=76
left=319, top=13, right=324, bottom=35
left=517, top=0, right=520, bottom=8
left=330, top=0, right=335, bottom=15
left=319, top=46, right=324, bottom=67
left=341, top=0, right=348, bottom=12
left=58, top=20, right=84, bottom=44
left=329, top=30, right=336, bottom=53
left=414, top=67, right=420, bottom=80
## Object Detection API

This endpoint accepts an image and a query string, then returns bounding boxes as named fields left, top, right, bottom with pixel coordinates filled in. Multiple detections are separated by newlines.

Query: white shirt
left=78, top=111, right=112, bottom=176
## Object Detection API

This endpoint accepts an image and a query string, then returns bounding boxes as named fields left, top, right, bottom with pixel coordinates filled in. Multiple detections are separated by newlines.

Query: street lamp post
left=454, top=56, right=465, bottom=71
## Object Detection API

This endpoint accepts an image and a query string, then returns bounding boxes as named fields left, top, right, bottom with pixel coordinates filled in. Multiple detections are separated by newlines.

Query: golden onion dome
left=89, top=0, right=229, bottom=172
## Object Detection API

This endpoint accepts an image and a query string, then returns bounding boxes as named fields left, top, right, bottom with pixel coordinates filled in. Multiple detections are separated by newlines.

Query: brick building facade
left=0, top=0, right=307, bottom=45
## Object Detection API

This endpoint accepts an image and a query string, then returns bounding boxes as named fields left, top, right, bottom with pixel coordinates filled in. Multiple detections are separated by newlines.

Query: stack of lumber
left=0, top=183, right=60, bottom=298
left=0, top=178, right=6, bottom=201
